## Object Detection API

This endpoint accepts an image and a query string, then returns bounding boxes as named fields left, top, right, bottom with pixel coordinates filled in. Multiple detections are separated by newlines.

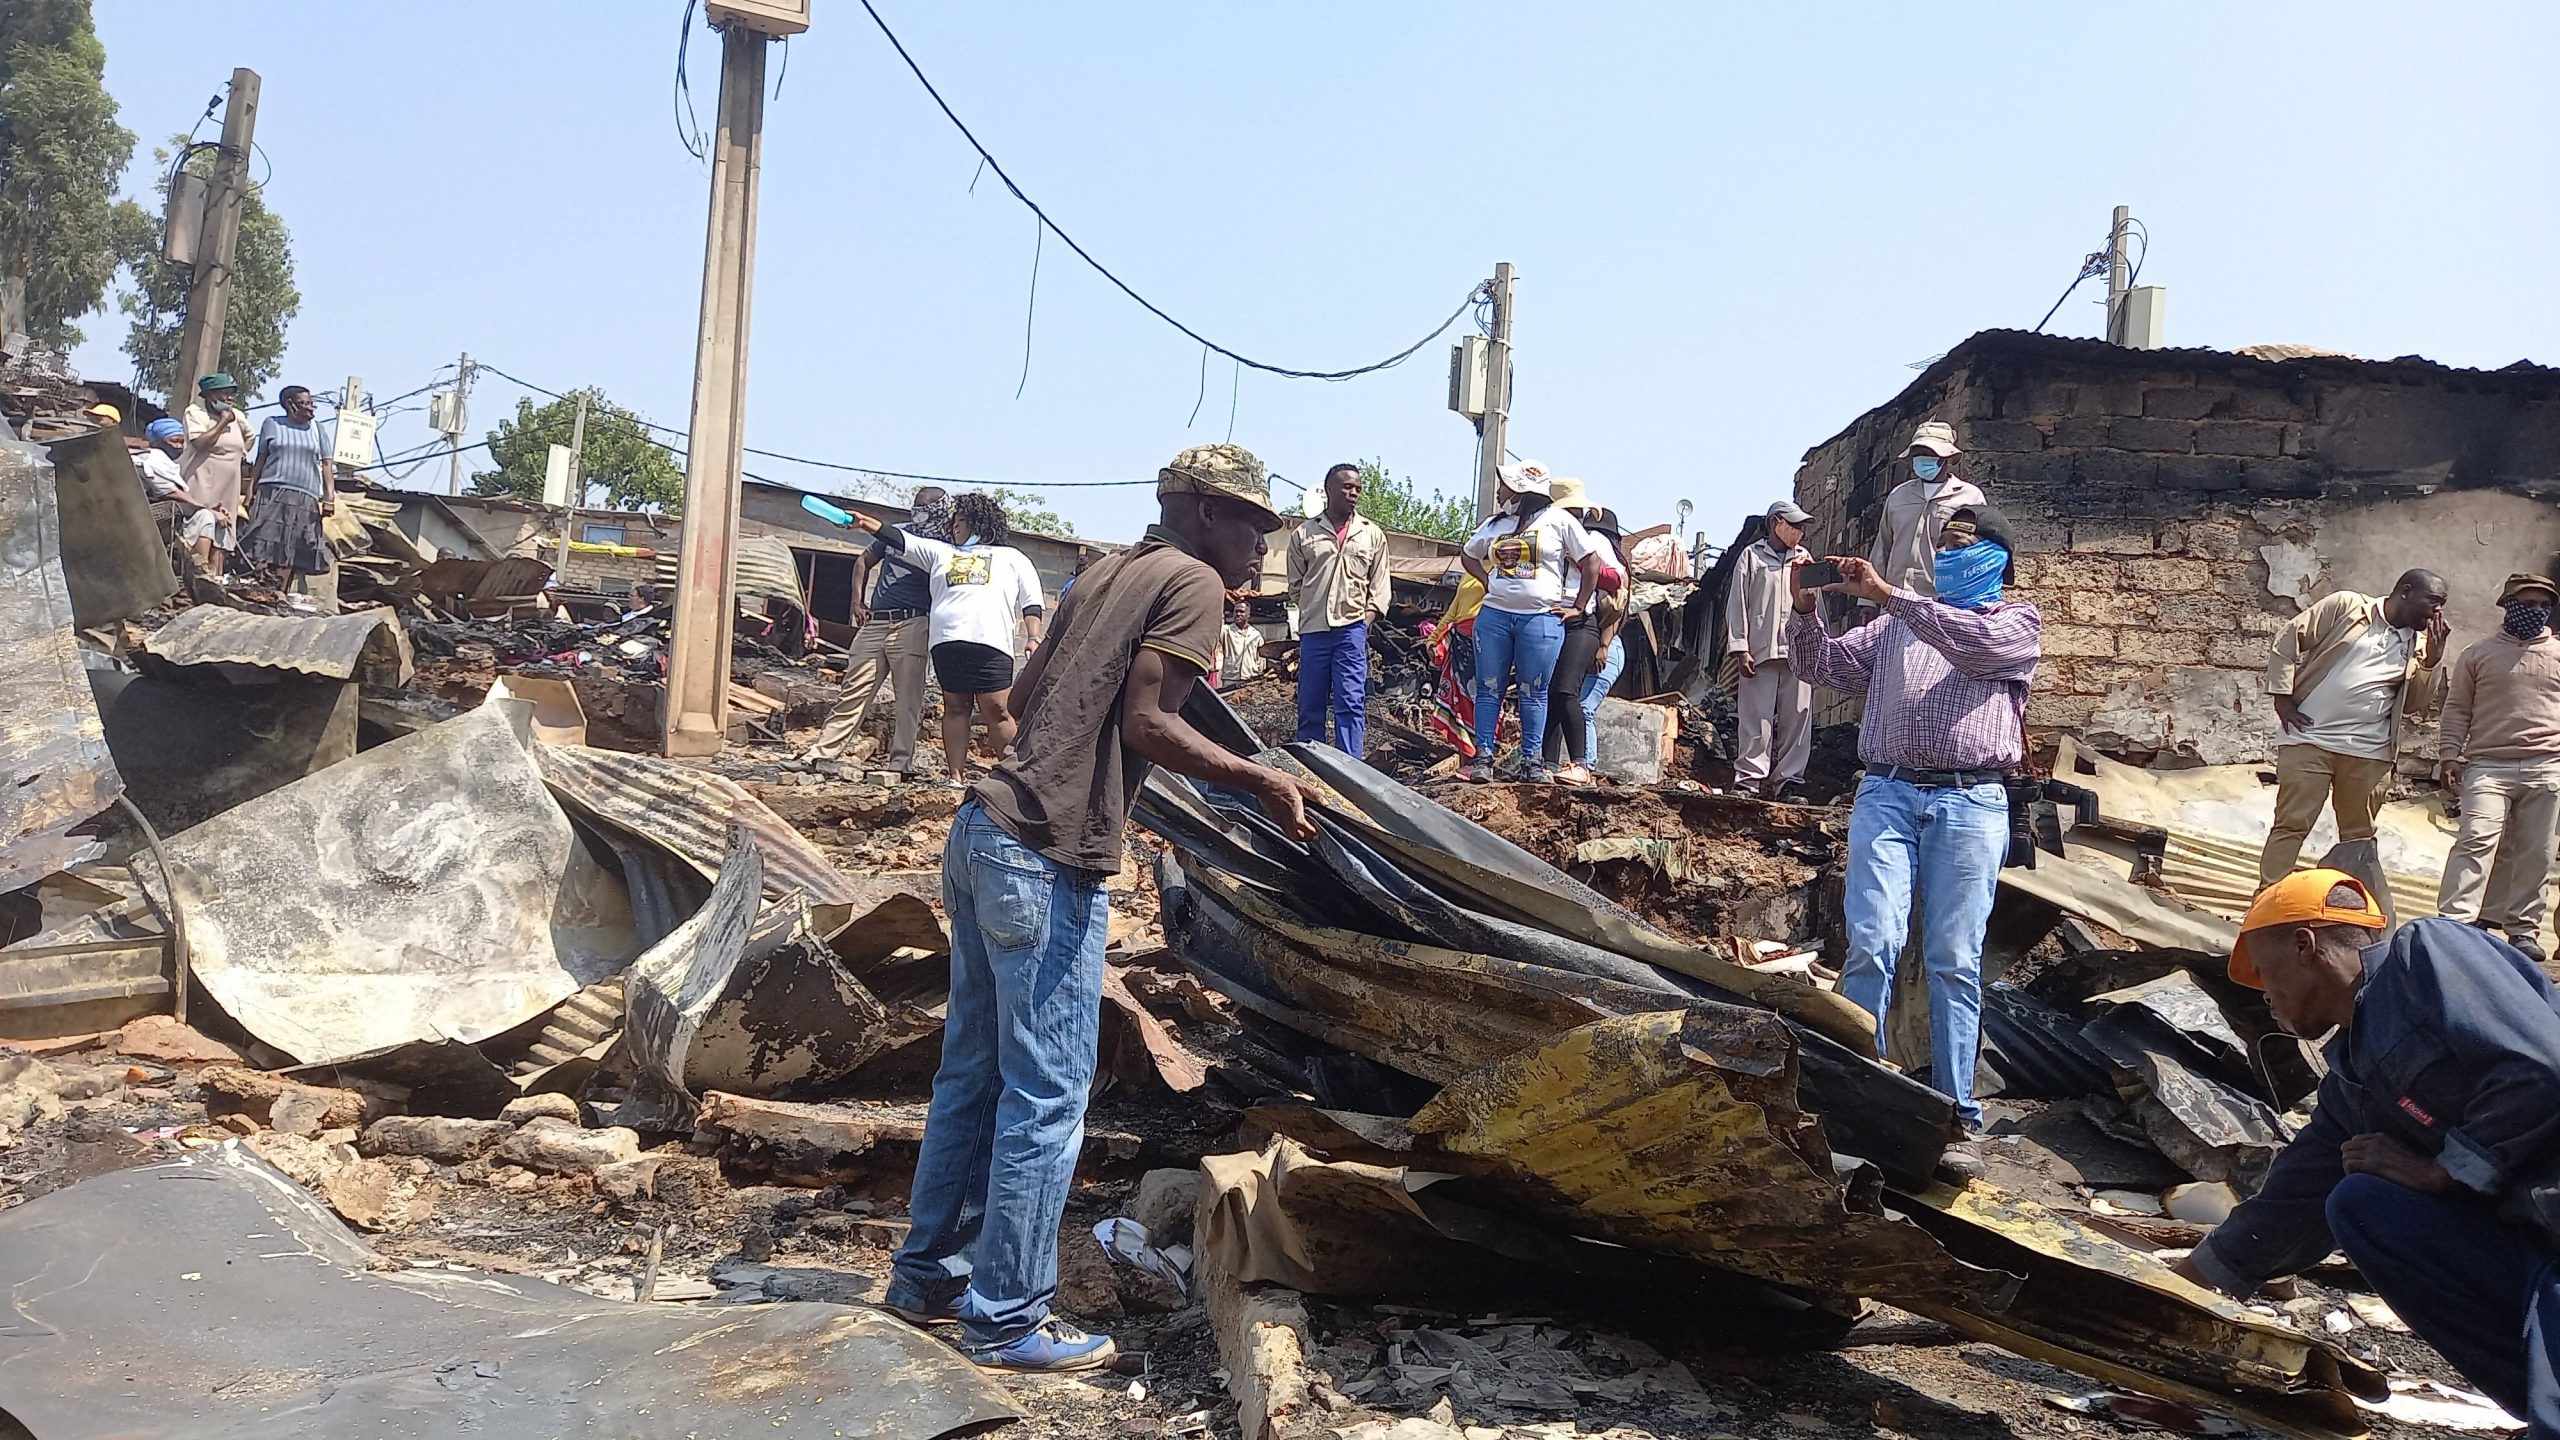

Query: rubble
left=495, top=1115, right=643, bottom=1173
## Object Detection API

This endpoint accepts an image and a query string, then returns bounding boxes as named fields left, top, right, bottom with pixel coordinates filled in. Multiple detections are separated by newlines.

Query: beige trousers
left=2259, top=744, right=2395, bottom=888
left=808, top=616, right=928, bottom=769
left=1734, top=658, right=1812, bottom=787
left=2438, top=757, right=2560, bottom=941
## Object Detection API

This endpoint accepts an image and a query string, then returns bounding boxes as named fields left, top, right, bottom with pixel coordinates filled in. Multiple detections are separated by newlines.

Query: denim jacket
left=2192, top=917, right=2560, bottom=1294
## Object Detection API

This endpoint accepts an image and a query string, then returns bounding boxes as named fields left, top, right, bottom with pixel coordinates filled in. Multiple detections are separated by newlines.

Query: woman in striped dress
left=236, top=384, right=336, bottom=581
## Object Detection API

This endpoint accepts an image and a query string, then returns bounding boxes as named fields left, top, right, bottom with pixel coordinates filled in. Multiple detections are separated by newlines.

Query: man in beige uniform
left=2260, top=569, right=2450, bottom=894
left=1284, top=461, right=1392, bottom=756
left=1725, top=500, right=1815, bottom=796
left=1868, top=420, right=1984, bottom=598
left=2438, top=572, right=2560, bottom=963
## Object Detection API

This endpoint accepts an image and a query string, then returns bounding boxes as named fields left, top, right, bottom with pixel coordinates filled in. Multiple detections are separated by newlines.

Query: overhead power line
left=853, top=0, right=1480, bottom=382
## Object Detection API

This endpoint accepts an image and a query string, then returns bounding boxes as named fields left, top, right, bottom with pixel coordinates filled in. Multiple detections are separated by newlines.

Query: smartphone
left=1797, top=559, right=1844, bottom=588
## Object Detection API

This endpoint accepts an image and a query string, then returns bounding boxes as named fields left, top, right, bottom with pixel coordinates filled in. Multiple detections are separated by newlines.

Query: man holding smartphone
left=1787, top=503, right=2040, bottom=1175
left=1725, top=500, right=1816, bottom=798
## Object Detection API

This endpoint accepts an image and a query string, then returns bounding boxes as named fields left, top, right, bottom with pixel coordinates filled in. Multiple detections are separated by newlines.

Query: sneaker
left=1522, top=764, right=1552, bottom=785
left=2513, top=936, right=2549, bottom=965
left=966, top=1317, right=1118, bottom=1373
left=1551, top=763, right=1595, bottom=786
left=1460, top=761, right=1496, bottom=784
left=1936, top=1139, right=1988, bottom=1185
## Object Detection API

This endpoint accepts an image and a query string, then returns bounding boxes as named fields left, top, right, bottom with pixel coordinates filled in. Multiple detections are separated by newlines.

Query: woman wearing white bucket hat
left=1457, top=459, right=1601, bottom=783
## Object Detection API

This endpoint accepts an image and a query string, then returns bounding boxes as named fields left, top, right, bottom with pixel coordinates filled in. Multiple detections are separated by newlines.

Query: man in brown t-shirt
left=878, top=443, right=1317, bottom=1373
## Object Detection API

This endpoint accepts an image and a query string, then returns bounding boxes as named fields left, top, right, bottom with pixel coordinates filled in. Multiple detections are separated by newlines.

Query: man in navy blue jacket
left=2175, top=868, right=2560, bottom=1435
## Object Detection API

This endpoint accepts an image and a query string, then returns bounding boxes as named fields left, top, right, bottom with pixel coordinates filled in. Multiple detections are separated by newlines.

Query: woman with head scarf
left=1457, top=460, right=1600, bottom=783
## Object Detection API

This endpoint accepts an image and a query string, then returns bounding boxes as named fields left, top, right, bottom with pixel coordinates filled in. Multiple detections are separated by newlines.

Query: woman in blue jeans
left=1458, top=461, right=1599, bottom=783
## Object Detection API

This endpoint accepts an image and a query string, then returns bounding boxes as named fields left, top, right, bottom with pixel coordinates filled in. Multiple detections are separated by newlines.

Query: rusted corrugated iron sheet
left=0, top=437, right=120, bottom=890
left=142, top=603, right=416, bottom=686
left=533, top=743, right=872, bottom=909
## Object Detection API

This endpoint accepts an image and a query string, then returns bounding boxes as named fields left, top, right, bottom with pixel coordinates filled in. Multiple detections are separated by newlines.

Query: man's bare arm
left=1120, top=645, right=1318, bottom=839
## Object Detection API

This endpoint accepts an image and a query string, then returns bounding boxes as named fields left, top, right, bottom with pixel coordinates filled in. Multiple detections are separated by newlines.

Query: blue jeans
left=2328, top=1174, right=2558, bottom=1434
left=1841, top=774, right=2008, bottom=1125
left=1472, top=607, right=1565, bottom=767
left=890, top=800, right=1110, bottom=1343
left=1294, top=622, right=1369, bottom=757
left=1577, top=637, right=1625, bottom=759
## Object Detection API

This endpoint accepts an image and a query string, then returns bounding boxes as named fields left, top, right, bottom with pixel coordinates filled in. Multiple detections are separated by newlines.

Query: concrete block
left=2046, top=416, right=2111, bottom=450
left=2026, top=692, right=2102, bottom=728
left=2225, top=388, right=2315, bottom=422
left=1962, top=419, right=2045, bottom=453
left=2150, top=594, right=2230, bottom=632
left=2142, top=386, right=2230, bottom=420
left=1981, top=450, right=2075, bottom=489
left=1592, top=699, right=1678, bottom=786
left=2153, top=455, right=2248, bottom=492
left=495, top=1117, right=642, bottom=1174
left=2030, top=553, right=2127, bottom=593
left=2041, top=624, right=2118, bottom=658
left=2074, top=452, right=2159, bottom=489
left=2196, top=421, right=2287, bottom=457
left=2123, top=557, right=2213, bottom=592
left=2005, top=515, right=2071, bottom=554
left=2209, top=633, right=2268, bottom=668
left=2051, top=588, right=2122, bottom=626
left=2067, top=519, right=2157, bottom=555
left=2176, top=521, right=2250, bottom=560
left=2119, top=629, right=2207, bottom=665
left=2243, top=459, right=2324, bottom=495
left=2066, top=381, right=2147, bottom=417
left=2111, top=417, right=2198, bottom=453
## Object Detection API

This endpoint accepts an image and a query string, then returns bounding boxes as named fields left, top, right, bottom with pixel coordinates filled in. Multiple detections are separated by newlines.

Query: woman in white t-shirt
left=840, top=492, right=1045, bottom=782
left=1457, top=461, right=1599, bottom=783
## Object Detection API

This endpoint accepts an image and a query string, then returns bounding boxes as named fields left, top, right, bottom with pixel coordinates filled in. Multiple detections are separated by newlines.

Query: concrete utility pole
left=559, top=390, right=590, bottom=586
left=2104, top=204, right=2131, bottom=346
left=1473, top=261, right=1516, bottom=520
left=662, top=18, right=782, bottom=756
left=443, top=351, right=476, bottom=495
left=171, top=70, right=259, bottom=406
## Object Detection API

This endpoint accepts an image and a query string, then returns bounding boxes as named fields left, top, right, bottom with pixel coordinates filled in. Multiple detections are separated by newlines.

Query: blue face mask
left=1911, top=455, right=1944, bottom=484
left=1933, top=542, right=2008, bottom=610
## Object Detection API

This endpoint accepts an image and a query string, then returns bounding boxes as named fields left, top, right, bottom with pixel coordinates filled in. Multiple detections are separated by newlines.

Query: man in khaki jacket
left=2437, top=572, right=2560, bottom=963
left=2259, top=569, right=2451, bottom=889
left=1285, top=462, right=1393, bottom=757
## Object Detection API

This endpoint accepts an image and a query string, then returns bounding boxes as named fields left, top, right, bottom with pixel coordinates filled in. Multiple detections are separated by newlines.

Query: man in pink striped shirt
left=1787, top=503, right=2041, bottom=1174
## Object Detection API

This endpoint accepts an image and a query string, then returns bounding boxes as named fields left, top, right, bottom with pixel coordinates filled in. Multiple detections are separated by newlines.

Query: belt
left=868, top=609, right=922, bottom=622
left=1865, top=763, right=2010, bottom=789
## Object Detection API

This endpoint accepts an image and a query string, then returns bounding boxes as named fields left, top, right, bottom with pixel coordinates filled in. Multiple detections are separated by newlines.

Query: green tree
left=108, top=134, right=298, bottom=399
left=985, top=485, right=1074, bottom=538
left=1353, top=458, right=1473, bottom=542
left=0, top=0, right=135, bottom=348
left=471, top=390, right=685, bottom=511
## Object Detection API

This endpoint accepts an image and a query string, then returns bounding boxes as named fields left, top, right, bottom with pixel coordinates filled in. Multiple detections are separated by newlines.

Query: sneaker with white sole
left=966, top=1317, right=1118, bottom=1373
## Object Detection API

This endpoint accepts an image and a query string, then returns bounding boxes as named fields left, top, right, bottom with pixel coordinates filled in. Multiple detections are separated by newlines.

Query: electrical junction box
left=1448, top=336, right=1489, bottom=420
left=2119, top=286, right=2167, bottom=350
left=708, top=0, right=810, bottom=36
left=427, top=391, right=465, bottom=435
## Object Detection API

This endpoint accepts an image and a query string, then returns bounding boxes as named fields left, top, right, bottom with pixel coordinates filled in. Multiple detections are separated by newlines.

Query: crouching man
left=2176, top=871, right=2560, bottom=1434
left=884, top=444, right=1321, bottom=1370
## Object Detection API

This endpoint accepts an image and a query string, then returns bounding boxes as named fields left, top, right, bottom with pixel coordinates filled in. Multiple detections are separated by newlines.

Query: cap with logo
left=1903, top=420, right=1962, bottom=458
left=1157, top=443, right=1286, bottom=533
left=1494, top=458, right=1552, bottom=497
left=1767, top=500, right=1812, bottom=524
left=2501, top=572, right=2559, bottom=605
left=2228, top=867, right=2386, bottom=988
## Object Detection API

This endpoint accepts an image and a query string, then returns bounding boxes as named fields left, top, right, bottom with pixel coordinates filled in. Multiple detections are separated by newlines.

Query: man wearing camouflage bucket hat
left=883, top=441, right=1319, bottom=1373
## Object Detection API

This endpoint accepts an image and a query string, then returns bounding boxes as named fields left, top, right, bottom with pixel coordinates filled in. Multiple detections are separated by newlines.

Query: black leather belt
left=1865, top=763, right=2009, bottom=788
left=868, top=609, right=922, bottom=622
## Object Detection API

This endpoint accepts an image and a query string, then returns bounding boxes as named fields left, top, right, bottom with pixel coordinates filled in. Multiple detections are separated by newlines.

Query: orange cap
left=2229, top=868, right=2385, bottom=988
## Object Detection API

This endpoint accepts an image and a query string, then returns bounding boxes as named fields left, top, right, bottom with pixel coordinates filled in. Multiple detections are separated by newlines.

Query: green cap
left=1157, top=443, right=1285, bottom=533
left=197, top=372, right=239, bottom=393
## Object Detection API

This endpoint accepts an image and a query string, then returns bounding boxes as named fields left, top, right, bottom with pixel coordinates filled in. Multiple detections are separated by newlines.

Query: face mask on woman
left=1911, top=455, right=1944, bottom=485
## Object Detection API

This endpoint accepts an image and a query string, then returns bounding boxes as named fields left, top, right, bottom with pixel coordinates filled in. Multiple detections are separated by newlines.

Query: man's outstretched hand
left=1245, top=766, right=1323, bottom=840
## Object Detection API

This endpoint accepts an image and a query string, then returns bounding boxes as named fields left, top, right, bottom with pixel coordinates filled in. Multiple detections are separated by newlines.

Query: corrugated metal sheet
left=652, top=534, right=808, bottom=608
left=143, top=604, right=416, bottom=686
left=532, top=743, right=870, bottom=908
left=0, top=437, right=120, bottom=890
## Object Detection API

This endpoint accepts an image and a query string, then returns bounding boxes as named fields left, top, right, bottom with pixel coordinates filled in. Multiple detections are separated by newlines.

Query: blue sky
left=71, top=2, right=2559, bottom=547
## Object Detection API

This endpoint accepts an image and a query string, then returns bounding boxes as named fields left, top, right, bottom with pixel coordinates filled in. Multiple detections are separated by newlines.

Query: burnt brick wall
left=1793, top=334, right=2560, bottom=762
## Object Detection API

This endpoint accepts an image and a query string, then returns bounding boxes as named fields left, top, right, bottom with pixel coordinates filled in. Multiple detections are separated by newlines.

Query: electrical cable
left=2031, top=243, right=2114, bottom=334
left=1014, top=217, right=1041, bottom=400
left=854, top=0, right=1481, bottom=382
left=1186, top=345, right=1207, bottom=428
left=673, top=0, right=710, bottom=161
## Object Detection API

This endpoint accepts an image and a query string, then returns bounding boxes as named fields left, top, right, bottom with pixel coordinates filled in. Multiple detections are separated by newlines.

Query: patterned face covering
left=1932, top=541, right=2009, bottom=610
left=2506, top=601, right=2551, bottom=640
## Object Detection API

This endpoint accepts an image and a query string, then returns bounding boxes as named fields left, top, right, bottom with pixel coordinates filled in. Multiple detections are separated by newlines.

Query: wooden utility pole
left=558, top=390, right=590, bottom=587
left=443, top=351, right=475, bottom=494
left=1473, top=262, right=1516, bottom=520
left=662, top=20, right=776, bottom=756
left=172, top=70, right=259, bottom=405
